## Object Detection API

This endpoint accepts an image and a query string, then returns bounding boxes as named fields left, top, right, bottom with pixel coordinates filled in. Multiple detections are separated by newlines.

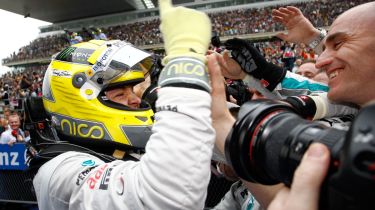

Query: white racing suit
left=33, top=87, right=215, bottom=210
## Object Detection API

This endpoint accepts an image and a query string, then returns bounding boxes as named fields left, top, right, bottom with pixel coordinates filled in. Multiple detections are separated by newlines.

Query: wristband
left=308, top=28, right=327, bottom=50
left=158, top=57, right=210, bottom=92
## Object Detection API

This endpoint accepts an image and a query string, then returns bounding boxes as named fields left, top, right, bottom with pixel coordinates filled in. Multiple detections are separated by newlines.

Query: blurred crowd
left=2, top=36, right=69, bottom=64
left=254, top=40, right=317, bottom=71
left=0, top=66, right=46, bottom=112
left=0, top=67, right=44, bottom=154
left=209, top=0, right=361, bottom=36
left=3, top=0, right=370, bottom=65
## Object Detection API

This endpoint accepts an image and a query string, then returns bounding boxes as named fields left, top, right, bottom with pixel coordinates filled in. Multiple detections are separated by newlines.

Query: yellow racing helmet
left=42, top=40, right=154, bottom=150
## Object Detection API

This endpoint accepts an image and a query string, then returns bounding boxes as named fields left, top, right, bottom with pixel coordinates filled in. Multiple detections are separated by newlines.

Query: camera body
left=225, top=99, right=375, bottom=210
left=225, top=80, right=252, bottom=106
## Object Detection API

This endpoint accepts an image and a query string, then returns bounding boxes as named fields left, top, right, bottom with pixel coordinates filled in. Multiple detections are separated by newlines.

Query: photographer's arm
left=208, top=53, right=236, bottom=154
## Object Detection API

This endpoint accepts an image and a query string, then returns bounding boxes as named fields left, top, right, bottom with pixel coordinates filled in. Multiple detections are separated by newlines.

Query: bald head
left=296, top=62, right=319, bottom=79
left=332, top=2, right=375, bottom=33
left=347, top=1, right=375, bottom=16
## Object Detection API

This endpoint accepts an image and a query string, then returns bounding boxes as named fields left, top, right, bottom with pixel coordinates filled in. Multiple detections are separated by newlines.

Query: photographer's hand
left=272, top=6, right=320, bottom=45
left=268, top=143, right=330, bottom=210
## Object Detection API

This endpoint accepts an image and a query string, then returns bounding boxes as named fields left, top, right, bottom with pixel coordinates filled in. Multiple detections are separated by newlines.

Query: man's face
left=295, top=59, right=302, bottom=66
left=316, top=5, right=375, bottom=106
left=8, top=115, right=20, bottom=130
left=105, top=86, right=141, bottom=109
left=296, top=62, right=319, bottom=79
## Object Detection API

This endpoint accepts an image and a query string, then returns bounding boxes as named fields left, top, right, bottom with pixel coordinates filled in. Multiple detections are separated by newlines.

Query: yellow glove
left=158, top=0, right=212, bottom=92
left=159, top=0, right=211, bottom=63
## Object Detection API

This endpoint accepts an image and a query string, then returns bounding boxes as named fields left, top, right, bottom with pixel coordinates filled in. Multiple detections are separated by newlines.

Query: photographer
left=210, top=2, right=375, bottom=210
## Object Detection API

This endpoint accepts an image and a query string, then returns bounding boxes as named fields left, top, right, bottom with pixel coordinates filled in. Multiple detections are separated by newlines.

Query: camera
left=225, top=80, right=252, bottom=106
left=211, top=32, right=224, bottom=53
left=225, top=99, right=375, bottom=210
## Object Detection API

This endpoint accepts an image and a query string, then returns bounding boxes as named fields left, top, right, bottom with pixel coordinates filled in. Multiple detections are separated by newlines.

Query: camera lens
left=225, top=99, right=346, bottom=185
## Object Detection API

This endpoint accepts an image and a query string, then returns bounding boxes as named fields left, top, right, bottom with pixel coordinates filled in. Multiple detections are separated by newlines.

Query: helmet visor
left=89, top=41, right=152, bottom=88
left=81, top=41, right=152, bottom=99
